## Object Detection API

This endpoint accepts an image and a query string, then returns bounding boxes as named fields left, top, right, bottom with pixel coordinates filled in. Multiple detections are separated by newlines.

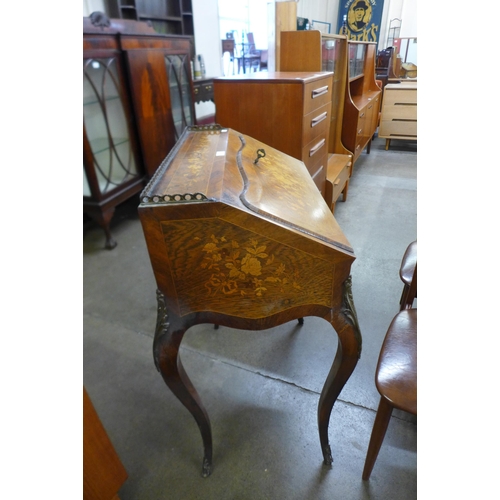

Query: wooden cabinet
left=83, top=15, right=148, bottom=250
left=121, top=33, right=196, bottom=177
left=279, top=30, right=352, bottom=212
left=325, top=154, right=350, bottom=215
left=105, top=0, right=194, bottom=36
left=214, top=71, right=332, bottom=197
left=280, top=31, right=350, bottom=157
left=83, top=14, right=195, bottom=249
left=84, top=387, right=127, bottom=500
left=342, top=42, right=381, bottom=167
left=378, top=83, right=417, bottom=150
left=193, top=77, right=214, bottom=104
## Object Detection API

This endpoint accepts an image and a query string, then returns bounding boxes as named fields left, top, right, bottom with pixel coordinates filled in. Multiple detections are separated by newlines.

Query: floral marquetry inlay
left=160, top=218, right=335, bottom=318
left=201, top=235, right=302, bottom=298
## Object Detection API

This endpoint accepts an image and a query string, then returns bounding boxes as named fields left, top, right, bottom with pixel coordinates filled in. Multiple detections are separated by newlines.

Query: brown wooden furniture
left=120, top=32, right=196, bottom=176
left=342, top=41, right=381, bottom=168
left=222, top=38, right=235, bottom=56
left=193, top=77, right=214, bottom=104
left=325, top=153, right=351, bottom=214
left=84, top=387, right=127, bottom=499
left=378, top=83, right=417, bottom=150
left=235, top=32, right=261, bottom=74
left=362, top=264, right=417, bottom=480
left=279, top=30, right=353, bottom=210
left=83, top=14, right=150, bottom=249
left=83, top=14, right=196, bottom=248
left=214, top=71, right=333, bottom=198
left=105, top=0, right=194, bottom=36
left=138, top=125, right=362, bottom=477
left=375, top=47, right=394, bottom=90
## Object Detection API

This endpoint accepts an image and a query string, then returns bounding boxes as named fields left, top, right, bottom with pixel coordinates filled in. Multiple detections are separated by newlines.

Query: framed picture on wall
left=311, top=20, right=331, bottom=34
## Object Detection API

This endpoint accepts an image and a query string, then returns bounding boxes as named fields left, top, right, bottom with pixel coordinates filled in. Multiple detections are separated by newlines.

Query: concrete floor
left=83, top=135, right=417, bottom=500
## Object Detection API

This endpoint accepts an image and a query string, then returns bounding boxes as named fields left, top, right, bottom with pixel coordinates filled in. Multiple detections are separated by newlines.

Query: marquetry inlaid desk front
left=138, top=125, right=362, bottom=477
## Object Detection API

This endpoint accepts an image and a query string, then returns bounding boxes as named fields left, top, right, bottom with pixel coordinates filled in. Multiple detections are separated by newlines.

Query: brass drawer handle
left=309, top=138, right=326, bottom=157
left=311, top=111, right=328, bottom=127
left=312, top=86, right=329, bottom=98
left=194, top=88, right=199, bottom=94
left=360, top=112, right=365, bottom=118
left=205, top=85, right=212, bottom=91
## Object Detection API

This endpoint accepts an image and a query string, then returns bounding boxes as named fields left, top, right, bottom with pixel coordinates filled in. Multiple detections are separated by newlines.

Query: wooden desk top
left=141, top=125, right=352, bottom=254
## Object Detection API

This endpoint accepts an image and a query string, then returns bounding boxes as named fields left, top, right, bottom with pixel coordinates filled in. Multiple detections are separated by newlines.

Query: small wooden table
left=138, top=125, right=362, bottom=477
left=193, top=77, right=214, bottom=104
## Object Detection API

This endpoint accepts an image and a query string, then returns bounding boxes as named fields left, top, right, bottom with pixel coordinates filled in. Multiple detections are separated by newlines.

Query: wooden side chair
left=243, top=32, right=261, bottom=72
left=399, top=240, right=417, bottom=310
left=375, top=47, right=394, bottom=90
left=362, top=263, right=417, bottom=480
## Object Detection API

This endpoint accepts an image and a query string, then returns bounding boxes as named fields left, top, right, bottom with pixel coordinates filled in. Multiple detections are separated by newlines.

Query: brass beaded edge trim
left=142, top=192, right=211, bottom=204
left=140, top=125, right=224, bottom=205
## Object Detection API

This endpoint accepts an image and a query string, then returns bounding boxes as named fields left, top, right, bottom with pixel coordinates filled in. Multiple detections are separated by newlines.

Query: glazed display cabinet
left=83, top=20, right=145, bottom=250
left=83, top=13, right=196, bottom=249
left=342, top=41, right=381, bottom=167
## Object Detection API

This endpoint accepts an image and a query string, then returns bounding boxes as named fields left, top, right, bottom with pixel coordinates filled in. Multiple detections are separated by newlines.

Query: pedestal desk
left=138, top=125, right=362, bottom=477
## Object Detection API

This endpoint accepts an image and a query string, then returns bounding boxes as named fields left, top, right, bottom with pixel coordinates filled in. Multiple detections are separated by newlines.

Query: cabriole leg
left=317, top=276, right=362, bottom=466
left=153, top=290, right=213, bottom=477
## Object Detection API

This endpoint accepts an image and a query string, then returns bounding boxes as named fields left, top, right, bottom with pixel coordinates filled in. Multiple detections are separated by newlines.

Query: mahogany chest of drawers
left=214, top=71, right=333, bottom=198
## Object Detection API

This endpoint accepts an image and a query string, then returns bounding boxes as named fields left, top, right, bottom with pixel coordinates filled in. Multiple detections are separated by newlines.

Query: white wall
left=297, top=0, right=417, bottom=47
left=83, top=0, right=105, bottom=16
left=192, top=0, right=221, bottom=120
left=400, top=0, right=416, bottom=37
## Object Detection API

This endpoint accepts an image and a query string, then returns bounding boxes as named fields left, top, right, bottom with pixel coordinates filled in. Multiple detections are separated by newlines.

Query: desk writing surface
left=142, top=125, right=351, bottom=252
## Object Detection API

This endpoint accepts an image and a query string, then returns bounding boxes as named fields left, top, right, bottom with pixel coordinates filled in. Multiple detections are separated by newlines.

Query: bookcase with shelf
left=105, top=0, right=194, bottom=36
left=342, top=41, right=381, bottom=167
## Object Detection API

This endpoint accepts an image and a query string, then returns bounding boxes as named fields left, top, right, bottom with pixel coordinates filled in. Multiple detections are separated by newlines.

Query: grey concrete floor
left=83, top=135, right=417, bottom=499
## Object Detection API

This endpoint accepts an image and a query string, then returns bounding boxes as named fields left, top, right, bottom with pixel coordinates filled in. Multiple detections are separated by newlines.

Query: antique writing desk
left=138, top=125, right=362, bottom=477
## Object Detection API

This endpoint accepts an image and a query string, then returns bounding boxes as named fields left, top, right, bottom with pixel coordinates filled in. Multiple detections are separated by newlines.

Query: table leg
left=153, top=290, right=213, bottom=477
left=317, top=276, right=362, bottom=465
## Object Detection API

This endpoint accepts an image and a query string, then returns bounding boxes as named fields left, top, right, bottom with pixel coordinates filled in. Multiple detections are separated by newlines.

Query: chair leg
left=362, top=397, right=394, bottom=480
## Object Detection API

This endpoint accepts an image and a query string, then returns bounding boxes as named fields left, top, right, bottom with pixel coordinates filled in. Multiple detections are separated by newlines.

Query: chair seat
left=375, top=309, right=417, bottom=415
left=399, top=241, right=417, bottom=286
